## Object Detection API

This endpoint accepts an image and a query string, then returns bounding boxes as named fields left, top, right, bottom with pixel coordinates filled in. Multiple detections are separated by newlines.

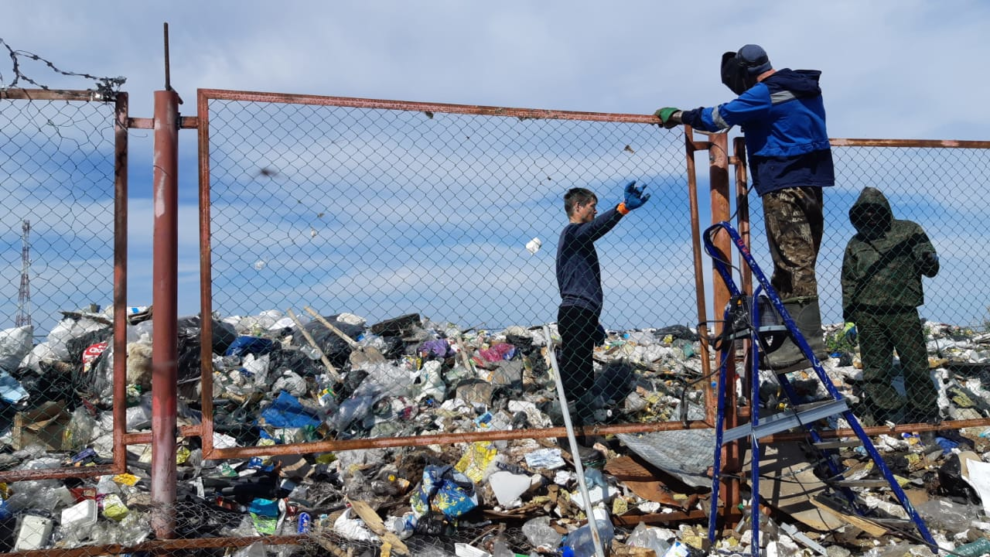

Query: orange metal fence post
left=151, top=89, right=180, bottom=539
left=708, top=132, right=742, bottom=527
left=684, top=127, right=715, bottom=424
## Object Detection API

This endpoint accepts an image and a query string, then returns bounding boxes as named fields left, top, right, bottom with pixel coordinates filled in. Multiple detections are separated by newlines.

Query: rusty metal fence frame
left=0, top=89, right=128, bottom=484
left=194, top=88, right=718, bottom=465
left=737, top=136, right=990, bottom=442
left=4, top=85, right=988, bottom=555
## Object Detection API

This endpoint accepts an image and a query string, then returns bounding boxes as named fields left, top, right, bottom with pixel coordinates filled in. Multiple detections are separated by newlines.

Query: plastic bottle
left=492, top=535, right=514, bottom=557
left=562, top=508, right=614, bottom=557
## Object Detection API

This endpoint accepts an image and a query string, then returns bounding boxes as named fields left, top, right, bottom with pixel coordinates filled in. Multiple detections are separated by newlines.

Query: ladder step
left=830, top=479, right=890, bottom=488
left=722, top=399, right=849, bottom=444
left=813, top=439, right=863, bottom=450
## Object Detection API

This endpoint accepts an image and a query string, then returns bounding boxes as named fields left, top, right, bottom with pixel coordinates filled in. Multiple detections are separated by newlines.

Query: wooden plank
left=748, top=443, right=845, bottom=532
left=809, top=499, right=887, bottom=537
left=346, top=498, right=410, bottom=555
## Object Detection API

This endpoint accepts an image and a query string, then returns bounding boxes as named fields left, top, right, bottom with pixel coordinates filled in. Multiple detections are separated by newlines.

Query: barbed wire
left=0, top=37, right=126, bottom=99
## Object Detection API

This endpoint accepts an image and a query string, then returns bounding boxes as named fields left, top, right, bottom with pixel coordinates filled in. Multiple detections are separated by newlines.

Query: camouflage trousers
left=762, top=186, right=824, bottom=300
left=857, top=308, right=938, bottom=415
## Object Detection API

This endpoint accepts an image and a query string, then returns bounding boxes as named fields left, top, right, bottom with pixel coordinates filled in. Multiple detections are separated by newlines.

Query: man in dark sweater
left=556, top=181, right=649, bottom=440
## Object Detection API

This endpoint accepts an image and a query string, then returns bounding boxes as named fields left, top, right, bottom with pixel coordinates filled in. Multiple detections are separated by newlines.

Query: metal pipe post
left=112, top=93, right=129, bottom=475
left=683, top=127, right=715, bottom=423
left=151, top=89, right=180, bottom=538
left=544, top=326, right=607, bottom=557
left=708, top=133, right=742, bottom=527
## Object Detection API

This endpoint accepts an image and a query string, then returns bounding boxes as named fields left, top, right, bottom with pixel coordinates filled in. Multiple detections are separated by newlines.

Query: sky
left=2, top=1, right=990, bottom=336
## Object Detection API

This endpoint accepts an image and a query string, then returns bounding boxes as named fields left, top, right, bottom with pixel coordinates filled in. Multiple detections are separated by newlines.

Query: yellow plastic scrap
left=612, top=497, right=629, bottom=516
left=113, top=474, right=140, bottom=487
left=175, top=446, right=191, bottom=465
left=0, top=483, right=9, bottom=500
left=454, top=441, right=497, bottom=484
left=315, top=453, right=337, bottom=465
left=102, top=494, right=129, bottom=521
left=682, top=526, right=706, bottom=550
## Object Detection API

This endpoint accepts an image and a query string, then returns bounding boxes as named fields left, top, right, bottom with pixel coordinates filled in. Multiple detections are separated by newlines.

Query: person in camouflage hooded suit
left=842, top=187, right=940, bottom=424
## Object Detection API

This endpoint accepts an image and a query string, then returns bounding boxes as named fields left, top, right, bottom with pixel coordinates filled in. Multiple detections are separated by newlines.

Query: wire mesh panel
left=203, top=97, right=692, bottom=329
left=0, top=90, right=127, bottom=552
left=198, top=90, right=713, bottom=465
left=739, top=141, right=990, bottom=427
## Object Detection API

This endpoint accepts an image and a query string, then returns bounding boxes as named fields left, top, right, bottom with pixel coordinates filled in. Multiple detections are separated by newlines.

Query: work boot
left=762, top=297, right=827, bottom=371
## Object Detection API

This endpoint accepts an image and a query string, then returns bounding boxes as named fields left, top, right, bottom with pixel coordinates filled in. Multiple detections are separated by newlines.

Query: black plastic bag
left=292, top=315, right=363, bottom=368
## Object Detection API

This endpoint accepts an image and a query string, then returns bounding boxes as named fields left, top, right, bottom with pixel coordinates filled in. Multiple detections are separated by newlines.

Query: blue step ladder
left=702, top=222, right=936, bottom=555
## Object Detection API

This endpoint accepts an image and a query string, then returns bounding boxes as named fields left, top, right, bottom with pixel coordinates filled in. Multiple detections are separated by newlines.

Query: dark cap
left=738, top=44, right=772, bottom=75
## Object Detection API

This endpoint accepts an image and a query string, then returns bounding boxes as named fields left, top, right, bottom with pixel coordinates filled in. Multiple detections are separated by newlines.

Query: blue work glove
left=620, top=181, right=650, bottom=213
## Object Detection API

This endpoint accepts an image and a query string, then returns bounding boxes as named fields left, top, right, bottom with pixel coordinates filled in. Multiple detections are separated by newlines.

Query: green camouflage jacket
left=841, top=187, right=939, bottom=320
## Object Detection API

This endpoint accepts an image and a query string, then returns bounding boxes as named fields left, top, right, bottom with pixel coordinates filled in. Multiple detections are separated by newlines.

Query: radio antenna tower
left=15, top=219, right=32, bottom=328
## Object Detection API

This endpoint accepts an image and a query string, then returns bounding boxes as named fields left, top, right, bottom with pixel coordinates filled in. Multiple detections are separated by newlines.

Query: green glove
left=654, top=107, right=681, bottom=127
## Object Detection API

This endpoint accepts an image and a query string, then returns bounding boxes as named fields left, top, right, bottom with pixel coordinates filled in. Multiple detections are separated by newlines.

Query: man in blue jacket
left=657, top=44, right=834, bottom=370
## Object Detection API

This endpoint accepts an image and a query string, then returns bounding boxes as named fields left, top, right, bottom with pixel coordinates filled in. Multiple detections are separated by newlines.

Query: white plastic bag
left=0, top=326, right=33, bottom=370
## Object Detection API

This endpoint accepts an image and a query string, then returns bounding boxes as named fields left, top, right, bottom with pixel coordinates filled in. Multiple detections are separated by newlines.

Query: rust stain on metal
left=127, top=117, right=154, bottom=129
left=112, top=93, right=130, bottom=476
left=205, top=420, right=712, bottom=460
left=830, top=138, right=990, bottom=149
left=197, top=88, right=217, bottom=458
left=0, top=465, right=116, bottom=483
left=197, top=88, right=659, bottom=124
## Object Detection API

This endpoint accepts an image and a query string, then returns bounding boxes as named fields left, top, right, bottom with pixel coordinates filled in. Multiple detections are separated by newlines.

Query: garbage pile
left=0, top=307, right=989, bottom=556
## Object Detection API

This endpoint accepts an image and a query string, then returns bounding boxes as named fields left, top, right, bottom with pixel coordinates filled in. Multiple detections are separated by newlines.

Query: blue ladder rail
left=702, top=221, right=936, bottom=555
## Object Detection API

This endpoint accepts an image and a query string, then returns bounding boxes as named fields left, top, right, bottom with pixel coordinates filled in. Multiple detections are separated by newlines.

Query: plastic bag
left=522, top=516, right=562, bottom=551
left=410, top=465, right=478, bottom=520
left=63, top=407, right=98, bottom=451
left=176, top=315, right=238, bottom=382
left=0, top=326, right=33, bottom=371
left=47, top=317, right=106, bottom=361
left=292, top=314, right=363, bottom=367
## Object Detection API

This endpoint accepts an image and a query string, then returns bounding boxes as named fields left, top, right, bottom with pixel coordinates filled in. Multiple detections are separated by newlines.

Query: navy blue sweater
left=556, top=207, right=624, bottom=314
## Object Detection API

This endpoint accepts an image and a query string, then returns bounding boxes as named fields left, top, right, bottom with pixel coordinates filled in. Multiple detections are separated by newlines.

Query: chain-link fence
left=196, top=89, right=714, bottom=463
left=0, top=89, right=129, bottom=552
left=4, top=80, right=990, bottom=556
left=732, top=139, right=990, bottom=430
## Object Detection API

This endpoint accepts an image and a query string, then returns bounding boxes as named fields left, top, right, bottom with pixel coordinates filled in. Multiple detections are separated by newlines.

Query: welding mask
left=721, top=51, right=756, bottom=96
left=721, top=44, right=772, bottom=96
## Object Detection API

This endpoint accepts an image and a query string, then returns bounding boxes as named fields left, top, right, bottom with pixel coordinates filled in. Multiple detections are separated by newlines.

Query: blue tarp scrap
left=225, top=336, right=276, bottom=358
left=258, top=390, right=322, bottom=429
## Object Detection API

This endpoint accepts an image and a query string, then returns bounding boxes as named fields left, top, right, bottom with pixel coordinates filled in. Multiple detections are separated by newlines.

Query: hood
left=849, top=187, right=893, bottom=238
left=764, top=69, right=822, bottom=98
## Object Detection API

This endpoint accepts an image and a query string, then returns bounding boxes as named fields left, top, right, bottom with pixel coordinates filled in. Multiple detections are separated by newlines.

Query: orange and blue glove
left=617, top=181, right=650, bottom=214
